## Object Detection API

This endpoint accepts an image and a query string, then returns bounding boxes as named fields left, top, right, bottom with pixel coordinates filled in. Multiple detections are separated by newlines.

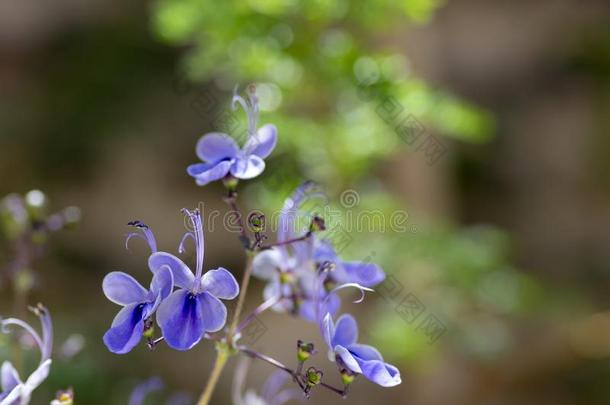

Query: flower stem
left=197, top=345, right=229, bottom=405
left=227, top=253, right=254, bottom=347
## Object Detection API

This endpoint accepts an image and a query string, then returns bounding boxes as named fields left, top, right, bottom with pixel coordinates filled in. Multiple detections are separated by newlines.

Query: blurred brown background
left=1, top=0, right=609, bottom=404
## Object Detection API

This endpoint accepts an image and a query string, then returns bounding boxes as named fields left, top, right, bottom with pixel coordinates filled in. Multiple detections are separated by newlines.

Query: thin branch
left=237, top=346, right=347, bottom=399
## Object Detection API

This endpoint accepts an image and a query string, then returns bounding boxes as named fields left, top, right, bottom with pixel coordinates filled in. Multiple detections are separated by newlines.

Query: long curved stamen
left=232, top=85, right=259, bottom=140
left=1, top=304, right=52, bottom=364
left=325, top=283, right=374, bottom=305
left=182, top=208, right=205, bottom=287
left=178, top=232, right=196, bottom=254
left=125, top=221, right=158, bottom=253
left=32, top=304, right=53, bottom=361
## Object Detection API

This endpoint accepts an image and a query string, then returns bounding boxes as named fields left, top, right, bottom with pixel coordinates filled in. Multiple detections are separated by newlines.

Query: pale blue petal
left=102, top=272, right=148, bottom=306
left=150, top=266, right=174, bottom=301
left=1, top=362, right=20, bottom=393
left=332, top=314, right=358, bottom=348
left=199, top=292, right=227, bottom=332
left=244, top=124, right=277, bottom=159
left=187, top=161, right=232, bottom=186
left=195, top=132, right=239, bottom=163
left=156, top=290, right=205, bottom=351
left=321, top=313, right=335, bottom=349
left=149, top=252, right=194, bottom=290
left=334, top=345, right=361, bottom=374
left=230, top=155, right=265, bottom=179
left=348, top=344, right=401, bottom=387
left=200, top=268, right=239, bottom=300
left=103, top=303, right=147, bottom=354
left=299, top=293, right=340, bottom=323
left=252, top=249, right=283, bottom=280
left=335, top=262, right=385, bottom=288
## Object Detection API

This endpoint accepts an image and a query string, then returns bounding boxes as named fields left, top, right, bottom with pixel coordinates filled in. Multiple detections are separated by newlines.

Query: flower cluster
left=102, top=214, right=239, bottom=353
left=102, top=85, right=400, bottom=403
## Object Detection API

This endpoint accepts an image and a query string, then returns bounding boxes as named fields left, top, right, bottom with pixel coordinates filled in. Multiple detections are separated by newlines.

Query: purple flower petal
left=252, top=249, right=283, bottom=280
left=230, top=155, right=265, bottom=179
left=313, top=239, right=338, bottom=263
left=200, top=268, right=239, bottom=300
left=149, top=252, right=194, bottom=290
left=321, top=313, right=335, bottom=349
left=335, top=262, right=385, bottom=288
left=334, top=345, right=361, bottom=374
left=150, top=266, right=174, bottom=301
left=199, top=292, right=227, bottom=332
left=299, top=292, right=340, bottom=323
left=149, top=266, right=174, bottom=314
left=347, top=344, right=401, bottom=387
left=156, top=290, right=205, bottom=350
left=244, top=124, right=277, bottom=159
left=103, top=303, right=147, bottom=354
left=187, top=161, right=232, bottom=186
left=102, top=272, right=149, bottom=306
left=24, top=358, right=51, bottom=390
left=1, top=362, right=21, bottom=393
left=195, top=132, right=239, bottom=163
left=332, top=314, right=358, bottom=348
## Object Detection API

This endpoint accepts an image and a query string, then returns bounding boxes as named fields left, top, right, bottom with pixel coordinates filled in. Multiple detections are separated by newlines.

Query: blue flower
left=102, top=268, right=173, bottom=354
left=313, top=237, right=385, bottom=289
left=1, top=305, right=53, bottom=405
left=321, top=313, right=401, bottom=388
left=187, top=86, right=277, bottom=186
left=102, top=223, right=174, bottom=354
left=252, top=182, right=339, bottom=321
left=252, top=182, right=385, bottom=323
left=152, top=209, right=239, bottom=351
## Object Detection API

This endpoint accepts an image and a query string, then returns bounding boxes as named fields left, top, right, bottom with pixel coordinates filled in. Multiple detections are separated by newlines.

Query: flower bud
left=297, top=340, right=314, bottom=362
left=248, top=212, right=265, bottom=233
left=340, top=368, right=356, bottom=386
left=309, top=215, right=326, bottom=233
left=306, top=367, right=323, bottom=386
left=222, top=175, right=239, bottom=191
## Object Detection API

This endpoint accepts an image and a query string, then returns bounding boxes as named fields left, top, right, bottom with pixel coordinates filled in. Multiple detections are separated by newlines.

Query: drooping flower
left=0, top=304, right=53, bottom=405
left=187, top=85, right=277, bottom=186
left=152, top=209, right=239, bottom=350
left=321, top=313, right=401, bottom=388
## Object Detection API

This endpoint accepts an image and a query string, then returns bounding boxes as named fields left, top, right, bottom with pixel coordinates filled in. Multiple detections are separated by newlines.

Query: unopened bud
left=297, top=340, right=315, bottom=362
left=306, top=367, right=323, bottom=386
left=222, top=175, right=239, bottom=191
left=340, top=369, right=356, bottom=386
left=309, top=215, right=326, bottom=233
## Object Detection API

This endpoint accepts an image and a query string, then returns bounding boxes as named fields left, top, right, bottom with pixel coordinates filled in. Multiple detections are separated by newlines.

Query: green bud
left=143, top=325, right=154, bottom=339
left=306, top=367, right=323, bottom=386
left=309, top=215, right=326, bottom=232
left=341, top=370, right=355, bottom=386
left=297, top=340, right=314, bottom=362
left=222, top=175, right=239, bottom=191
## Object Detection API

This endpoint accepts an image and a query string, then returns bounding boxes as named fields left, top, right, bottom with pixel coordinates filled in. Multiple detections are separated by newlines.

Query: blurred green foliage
left=152, top=0, right=493, bottom=188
